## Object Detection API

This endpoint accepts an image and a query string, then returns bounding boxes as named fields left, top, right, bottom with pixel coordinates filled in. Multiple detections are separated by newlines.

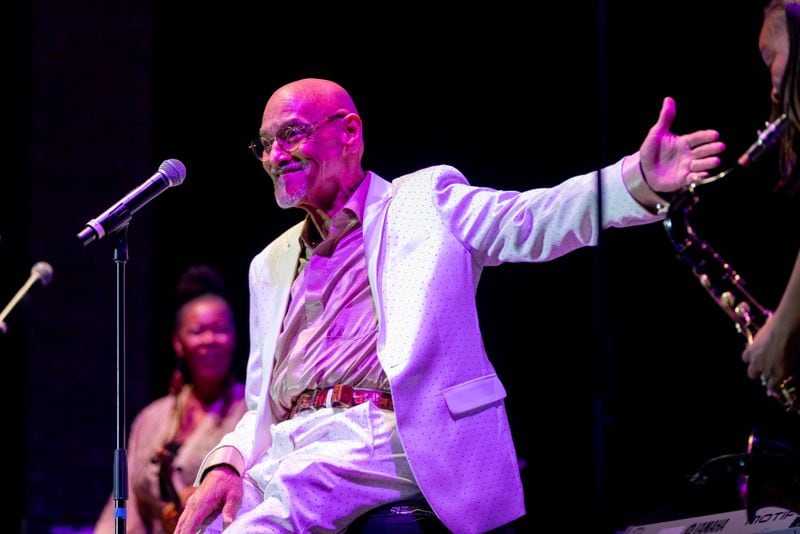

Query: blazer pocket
left=442, top=374, right=507, bottom=417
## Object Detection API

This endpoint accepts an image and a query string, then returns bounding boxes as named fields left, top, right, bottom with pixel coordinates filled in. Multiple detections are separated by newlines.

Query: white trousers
left=204, top=401, right=420, bottom=533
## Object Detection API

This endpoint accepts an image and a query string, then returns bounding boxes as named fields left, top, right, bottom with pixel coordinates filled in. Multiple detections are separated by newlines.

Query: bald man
left=176, top=78, right=724, bottom=533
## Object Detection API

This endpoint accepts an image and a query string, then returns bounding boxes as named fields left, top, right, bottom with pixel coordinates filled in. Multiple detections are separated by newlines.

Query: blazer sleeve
left=431, top=158, right=659, bottom=266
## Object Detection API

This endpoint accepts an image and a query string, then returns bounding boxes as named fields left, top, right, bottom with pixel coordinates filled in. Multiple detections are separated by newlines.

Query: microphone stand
left=112, top=227, right=129, bottom=534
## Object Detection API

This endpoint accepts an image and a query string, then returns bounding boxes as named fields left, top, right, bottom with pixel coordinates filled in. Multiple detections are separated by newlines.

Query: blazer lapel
left=255, top=221, right=303, bottom=442
left=363, top=172, right=393, bottom=296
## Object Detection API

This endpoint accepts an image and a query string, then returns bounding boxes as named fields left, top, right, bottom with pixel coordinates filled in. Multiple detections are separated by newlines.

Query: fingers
left=686, top=139, right=725, bottom=184
left=750, top=365, right=777, bottom=393
left=682, top=129, right=721, bottom=149
left=746, top=362, right=761, bottom=380
left=747, top=363, right=781, bottom=394
left=744, top=349, right=762, bottom=379
left=689, top=156, right=721, bottom=173
left=174, top=513, right=199, bottom=534
left=222, top=505, right=236, bottom=528
left=221, top=486, right=242, bottom=528
left=175, top=497, right=206, bottom=534
left=691, top=140, right=726, bottom=158
left=763, top=375, right=783, bottom=397
left=650, top=96, right=676, bottom=136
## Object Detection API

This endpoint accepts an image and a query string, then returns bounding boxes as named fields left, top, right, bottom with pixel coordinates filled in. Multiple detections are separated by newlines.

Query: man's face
left=259, top=94, right=345, bottom=212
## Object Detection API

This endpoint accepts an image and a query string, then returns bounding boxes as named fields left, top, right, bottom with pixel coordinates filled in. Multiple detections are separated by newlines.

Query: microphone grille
left=159, top=159, right=187, bottom=187
left=31, top=261, right=54, bottom=286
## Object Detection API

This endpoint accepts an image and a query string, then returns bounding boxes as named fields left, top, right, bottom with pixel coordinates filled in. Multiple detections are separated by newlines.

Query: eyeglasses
left=248, top=113, right=346, bottom=161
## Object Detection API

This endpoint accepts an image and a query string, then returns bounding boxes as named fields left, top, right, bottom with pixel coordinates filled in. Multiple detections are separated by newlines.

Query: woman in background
left=95, top=265, right=247, bottom=533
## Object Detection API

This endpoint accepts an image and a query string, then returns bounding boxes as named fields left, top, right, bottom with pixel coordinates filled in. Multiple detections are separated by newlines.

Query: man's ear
left=342, top=113, right=363, bottom=151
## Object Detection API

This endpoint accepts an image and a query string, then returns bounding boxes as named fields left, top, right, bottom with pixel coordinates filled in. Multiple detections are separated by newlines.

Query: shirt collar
left=300, top=172, right=371, bottom=251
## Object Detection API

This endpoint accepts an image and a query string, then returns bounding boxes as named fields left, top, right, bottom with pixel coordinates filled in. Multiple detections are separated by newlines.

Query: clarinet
left=663, top=113, right=800, bottom=411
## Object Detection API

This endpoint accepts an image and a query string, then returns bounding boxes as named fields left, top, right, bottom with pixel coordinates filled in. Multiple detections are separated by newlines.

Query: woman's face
left=172, top=295, right=236, bottom=385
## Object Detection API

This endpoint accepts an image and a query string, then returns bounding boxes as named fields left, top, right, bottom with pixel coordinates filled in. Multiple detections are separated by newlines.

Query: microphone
left=0, top=261, right=54, bottom=333
left=77, top=159, right=187, bottom=246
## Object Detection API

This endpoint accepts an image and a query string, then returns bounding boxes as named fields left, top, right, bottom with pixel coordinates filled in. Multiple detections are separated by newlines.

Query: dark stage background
left=1, top=2, right=795, bottom=533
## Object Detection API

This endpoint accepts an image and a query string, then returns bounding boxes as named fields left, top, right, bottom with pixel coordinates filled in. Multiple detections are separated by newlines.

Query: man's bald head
left=267, top=78, right=359, bottom=118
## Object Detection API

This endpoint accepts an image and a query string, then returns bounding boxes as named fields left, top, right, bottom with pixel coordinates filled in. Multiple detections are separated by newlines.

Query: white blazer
left=203, top=162, right=659, bottom=533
